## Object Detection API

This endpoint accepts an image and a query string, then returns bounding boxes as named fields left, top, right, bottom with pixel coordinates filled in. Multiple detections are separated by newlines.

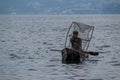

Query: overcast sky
left=0, top=0, right=120, bottom=14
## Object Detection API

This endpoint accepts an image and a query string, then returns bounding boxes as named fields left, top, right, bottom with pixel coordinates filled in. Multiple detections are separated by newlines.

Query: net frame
left=64, top=21, right=94, bottom=51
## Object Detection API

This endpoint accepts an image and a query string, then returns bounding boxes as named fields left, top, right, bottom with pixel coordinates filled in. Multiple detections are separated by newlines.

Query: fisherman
left=70, top=31, right=82, bottom=50
left=70, top=30, right=88, bottom=59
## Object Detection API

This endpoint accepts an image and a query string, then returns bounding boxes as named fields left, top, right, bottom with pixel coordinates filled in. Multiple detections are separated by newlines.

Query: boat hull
left=61, top=48, right=88, bottom=64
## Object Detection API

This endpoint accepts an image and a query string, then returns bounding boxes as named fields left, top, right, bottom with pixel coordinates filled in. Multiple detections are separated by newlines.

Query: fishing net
left=65, top=21, right=94, bottom=51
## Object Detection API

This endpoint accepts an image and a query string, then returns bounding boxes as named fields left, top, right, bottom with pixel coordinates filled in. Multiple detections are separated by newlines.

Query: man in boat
left=70, top=31, right=88, bottom=58
left=70, top=31, right=82, bottom=50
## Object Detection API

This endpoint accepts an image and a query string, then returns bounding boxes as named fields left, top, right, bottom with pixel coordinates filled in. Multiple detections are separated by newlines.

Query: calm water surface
left=0, top=15, right=120, bottom=80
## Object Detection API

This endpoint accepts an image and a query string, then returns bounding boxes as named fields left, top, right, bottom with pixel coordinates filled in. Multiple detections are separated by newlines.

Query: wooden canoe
left=61, top=48, right=88, bottom=64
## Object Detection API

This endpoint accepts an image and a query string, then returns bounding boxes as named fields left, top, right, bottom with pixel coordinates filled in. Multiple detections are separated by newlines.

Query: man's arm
left=70, top=38, right=73, bottom=43
left=79, top=38, right=82, bottom=50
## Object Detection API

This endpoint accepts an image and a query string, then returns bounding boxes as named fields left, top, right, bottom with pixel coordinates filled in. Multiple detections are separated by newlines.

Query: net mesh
left=65, top=21, right=94, bottom=51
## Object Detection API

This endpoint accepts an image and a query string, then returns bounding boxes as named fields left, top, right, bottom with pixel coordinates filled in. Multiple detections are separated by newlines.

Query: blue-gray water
left=0, top=15, right=120, bottom=80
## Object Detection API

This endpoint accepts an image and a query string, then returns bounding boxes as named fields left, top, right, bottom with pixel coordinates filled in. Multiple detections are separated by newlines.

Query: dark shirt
left=70, top=37, right=82, bottom=50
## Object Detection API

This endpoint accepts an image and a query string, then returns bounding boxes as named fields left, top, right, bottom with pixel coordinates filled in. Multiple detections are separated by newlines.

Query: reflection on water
left=0, top=15, right=120, bottom=80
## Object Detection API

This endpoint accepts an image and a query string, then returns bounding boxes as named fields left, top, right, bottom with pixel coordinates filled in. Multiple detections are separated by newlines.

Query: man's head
left=73, top=31, right=78, bottom=38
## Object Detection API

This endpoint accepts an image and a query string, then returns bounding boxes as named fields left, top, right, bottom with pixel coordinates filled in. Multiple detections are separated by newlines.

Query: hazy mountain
left=0, top=0, right=120, bottom=14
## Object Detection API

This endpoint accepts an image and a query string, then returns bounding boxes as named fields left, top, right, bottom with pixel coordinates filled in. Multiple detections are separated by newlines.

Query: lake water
left=0, top=15, right=120, bottom=80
